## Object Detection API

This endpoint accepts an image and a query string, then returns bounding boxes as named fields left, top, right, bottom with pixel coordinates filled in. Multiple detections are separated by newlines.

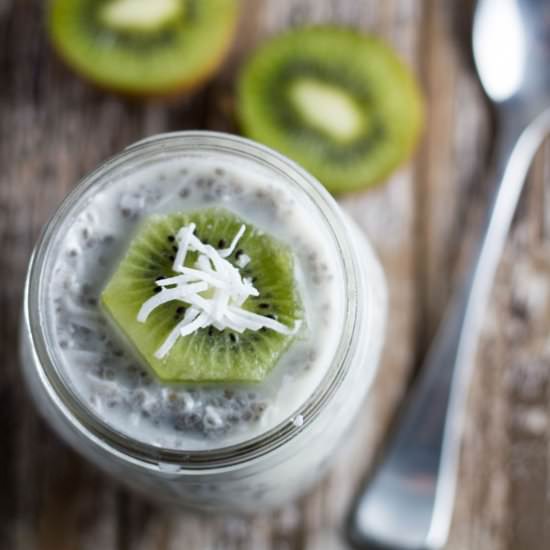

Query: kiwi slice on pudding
left=237, top=26, right=424, bottom=193
left=47, top=0, right=239, bottom=97
left=101, top=208, right=303, bottom=382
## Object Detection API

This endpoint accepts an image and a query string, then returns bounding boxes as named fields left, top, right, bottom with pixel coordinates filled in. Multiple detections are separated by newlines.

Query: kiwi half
left=237, top=26, right=424, bottom=194
left=101, top=208, right=303, bottom=383
left=48, top=0, right=239, bottom=97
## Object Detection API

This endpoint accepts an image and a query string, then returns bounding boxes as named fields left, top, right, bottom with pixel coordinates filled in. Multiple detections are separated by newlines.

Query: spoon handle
left=347, top=108, right=550, bottom=550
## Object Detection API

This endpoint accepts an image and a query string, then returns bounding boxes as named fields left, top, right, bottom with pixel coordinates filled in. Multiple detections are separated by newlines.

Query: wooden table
left=2, top=1, right=550, bottom=548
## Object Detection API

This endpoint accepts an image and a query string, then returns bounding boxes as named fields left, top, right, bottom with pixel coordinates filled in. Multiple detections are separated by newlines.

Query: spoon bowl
left=473, top=0, right=550, bottom=113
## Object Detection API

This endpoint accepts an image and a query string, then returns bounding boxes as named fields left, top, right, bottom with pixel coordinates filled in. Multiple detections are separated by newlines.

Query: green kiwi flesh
left=237, top=26, right=424, bottom=194
left=48, top=0, right=239, bottom=96
left=101, top=208, right=303, bottom=383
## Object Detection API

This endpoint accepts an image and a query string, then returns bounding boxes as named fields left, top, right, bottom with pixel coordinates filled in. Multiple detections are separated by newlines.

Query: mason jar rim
left=24, top=131, right=362, bottom=470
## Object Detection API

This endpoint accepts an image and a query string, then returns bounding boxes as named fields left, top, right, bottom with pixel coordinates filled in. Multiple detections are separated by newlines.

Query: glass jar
left=20, top=132, right=387, bottom=512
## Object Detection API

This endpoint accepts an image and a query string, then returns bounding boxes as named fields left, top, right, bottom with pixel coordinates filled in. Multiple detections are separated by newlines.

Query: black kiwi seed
left=169, top=255, right=175, bottom=261
left=176, top=306, right=185, bottom=314
left=153, top=287, right=161, bottom=293
left=172, top=246, right=178, bottom=253
left=168, top=235, right=175, bottom=243
left=235, top=249, right=243, bottom=259
left=229, top=333, right=237, bottom=343
left=218, top=239, right=226, bottom=248
left=259, top=303, right=270, bottom=309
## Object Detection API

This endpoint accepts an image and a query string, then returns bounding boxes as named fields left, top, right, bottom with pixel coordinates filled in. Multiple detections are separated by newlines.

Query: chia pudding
left=21, top=132, right=387, bottom=510
left=49, top=149, right=344, bottom=451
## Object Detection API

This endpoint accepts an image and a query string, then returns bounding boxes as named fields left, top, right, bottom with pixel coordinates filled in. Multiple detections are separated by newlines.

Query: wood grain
left=1, top=0, right=549, bottom=549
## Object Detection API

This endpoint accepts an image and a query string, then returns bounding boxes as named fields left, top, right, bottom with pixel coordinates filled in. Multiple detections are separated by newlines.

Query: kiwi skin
left=237, top=26, right=425, bottom=194
left=47, top=0, right=240, bottom=99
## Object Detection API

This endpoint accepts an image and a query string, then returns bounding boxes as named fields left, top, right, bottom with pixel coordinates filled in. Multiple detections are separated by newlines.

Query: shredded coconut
left=137, top=223, right=301, bottom=358
left=237, top=253, right=251, bottom=268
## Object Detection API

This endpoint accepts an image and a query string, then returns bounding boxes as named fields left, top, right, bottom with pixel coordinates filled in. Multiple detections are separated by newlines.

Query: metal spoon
left=347, top=1, right=550, bottom=548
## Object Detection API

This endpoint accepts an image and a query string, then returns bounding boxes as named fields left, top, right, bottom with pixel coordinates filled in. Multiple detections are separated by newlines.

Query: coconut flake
left=237, top=253, right=251, bottom=268
left=218, top=224, right=246, bottom=257
left=137, top=282, right=208, bottom=323
left=155, top=307, right=201, bottom=359
left=172, top=223, right=195, bottom=273
left=137, top=222, right=301, bottom=359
